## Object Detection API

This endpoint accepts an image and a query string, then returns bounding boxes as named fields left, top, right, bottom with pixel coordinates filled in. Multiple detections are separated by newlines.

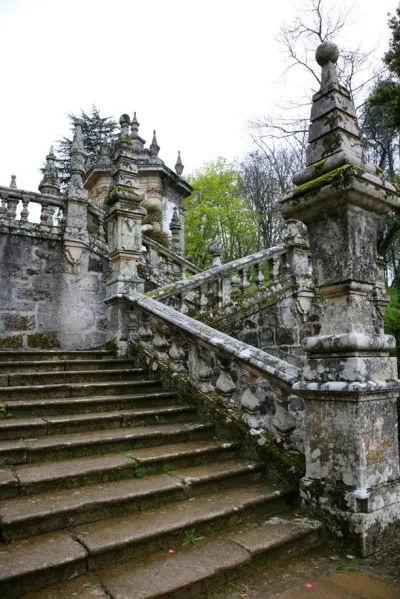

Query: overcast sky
left=0, top=0, right=398, bottom=191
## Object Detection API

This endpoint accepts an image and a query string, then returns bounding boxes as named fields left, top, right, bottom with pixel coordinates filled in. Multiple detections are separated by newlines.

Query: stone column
left=280, top=42, right=400, bottom=555
left=64, top=122, right=89, bottom=274
left=104, top=114, right=146, bottom=355
left=169, top=207, right=182, bottom=255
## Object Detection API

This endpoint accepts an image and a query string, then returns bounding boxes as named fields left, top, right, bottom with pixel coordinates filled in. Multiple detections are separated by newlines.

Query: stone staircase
left=0, top=350, right=320, bottom=598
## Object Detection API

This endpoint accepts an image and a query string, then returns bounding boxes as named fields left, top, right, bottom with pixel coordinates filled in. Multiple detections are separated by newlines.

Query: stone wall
left=0, top=232, right=110, bottom=350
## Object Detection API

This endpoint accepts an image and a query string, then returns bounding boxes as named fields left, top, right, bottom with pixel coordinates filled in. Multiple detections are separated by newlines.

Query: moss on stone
left=292, top=164, right=362, bottom=197
left=104, top=338, right=118, bottom=352
left=27, top=332, right=59, bottom=349
left=26, top=269, right=39, bottom=276
left=4, top=314, right=35, bottom=332
left=88, top=257, right=102, bottom=272
left=0, top=335, right=23, bottom=348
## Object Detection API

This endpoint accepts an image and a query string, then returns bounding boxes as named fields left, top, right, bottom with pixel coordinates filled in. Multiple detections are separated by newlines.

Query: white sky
left=0, top=0, right=398, bottom=191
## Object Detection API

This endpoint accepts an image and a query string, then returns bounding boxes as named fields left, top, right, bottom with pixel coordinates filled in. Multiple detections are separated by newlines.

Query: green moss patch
left=4, top=314, right=35, bottom=332
left=0, top=335, right=23, bottom=348
left=27, top=332, right=59, bottom=349
left=88, top=257, right=102, bottom=272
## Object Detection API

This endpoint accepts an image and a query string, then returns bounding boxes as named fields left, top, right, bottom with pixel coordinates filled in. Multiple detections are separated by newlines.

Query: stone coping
left=146, top=245, right=287, bottom=301
left=143, top=237, right=200, bottom=274
left=128, top=292, right=300, bottom=388
left=303, top=333, right=396, bottom=353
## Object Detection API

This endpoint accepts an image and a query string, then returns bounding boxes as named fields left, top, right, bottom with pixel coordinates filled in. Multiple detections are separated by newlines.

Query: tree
left=185, top=158, right=258, bottom=269
left=238, top=150, right=286, bottom=249
left=52, top=105, right=119, bottom=189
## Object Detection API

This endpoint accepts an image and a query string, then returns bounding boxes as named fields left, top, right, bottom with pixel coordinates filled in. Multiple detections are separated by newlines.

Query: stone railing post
left=281, top=41, right=400, bottom=555
left=169, top=207, right=182, bottom=256
left=104, top=114, right=146, bottom=355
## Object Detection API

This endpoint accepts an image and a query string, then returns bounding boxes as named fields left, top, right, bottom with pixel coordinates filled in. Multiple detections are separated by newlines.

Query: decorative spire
left=9, top=175, right=17, bottom=189
left=107, top=113, right=143, bottom=207
left=291, top=41, right=381, bottom=189
left=130, top=112, right=139, bottom=137
left=130, top=111, right=146, bottom=153
left=175, top=151, right=184, bottom=176
left=39, top=146, right=60, bottom=195
left=150, top=130, right=160, bottom=157
left=169, top=206, right=182, bottom=255
left=66, top=121, right=88, bottom=199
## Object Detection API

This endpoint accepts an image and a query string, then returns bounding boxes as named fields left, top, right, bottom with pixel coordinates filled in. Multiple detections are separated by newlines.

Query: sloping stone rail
left=142, top=237, right=200, bottom=282
left=128, top=292, right=304, bottom=450
left=145, top=245, right=296, bottom=316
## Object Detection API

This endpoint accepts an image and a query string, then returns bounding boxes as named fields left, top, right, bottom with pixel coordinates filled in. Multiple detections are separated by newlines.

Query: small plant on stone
left=133, top=464, right=151, bottom=478
left=0, top=403, right=11, bottom=419
left=52, top=355, right=60, bottom=361
left=181, top=528, right=205, bottom=547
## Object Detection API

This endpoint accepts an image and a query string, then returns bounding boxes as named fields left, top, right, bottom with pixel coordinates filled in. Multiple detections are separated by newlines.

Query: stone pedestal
left=280, top=42, right=400, bottom=555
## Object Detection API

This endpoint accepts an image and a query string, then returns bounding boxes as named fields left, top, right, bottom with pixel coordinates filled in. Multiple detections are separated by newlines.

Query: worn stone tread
left=6, top=368, right=146, bottom=386
left=73, top=484, right=281, bottom=557
left=3, top=390, right=177, bottom=413
left=22, top=573, right=108, bottom=599
left=46, top=404, right=194, bottom=424
left=99, top=538, right=249, bottom=599
left=96, top=517, right=321, bottom=599
left=0, top=359, right=135, bottom=373
left=0, top=473, right=185, bottom=535
left=0, top=460, right=260, bottom=534
left=14, top=440, right=235, bottom=492
left=0, top=467, right=19, bottom=499
left=0, top=530, right=87, bottom=592
left=0, top=350, right=115, bottom=362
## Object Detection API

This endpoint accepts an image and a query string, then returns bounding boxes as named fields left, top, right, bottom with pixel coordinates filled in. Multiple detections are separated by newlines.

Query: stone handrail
left=128, top=292, right=303, bottom=449
left=146, top=245, right=294, bottom=317
left=142, top=237, right=201, bottom=282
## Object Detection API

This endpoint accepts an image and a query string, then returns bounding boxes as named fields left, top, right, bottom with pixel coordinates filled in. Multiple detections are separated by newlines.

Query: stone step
left=0, top=422, right=215, bottom=466
left=0, top=461, right=262, bottom=539
left=11, top=440, right=240, bottom=496
left=1, top=390, right=178, bottom=418
left=0, top=379, right=161, bottom=401
left=0, top=513, right=320, bottom=599
left=0, top=350, right=116, bottom=362
left=0, top=404, right=196, bottom=440
left=1, top=368, right=146, bottom=387
left=96, top=517, right=321, bottom=599
left=0, top=359, right=136, bottom=374
left=72, top=483, right=290, bottom=570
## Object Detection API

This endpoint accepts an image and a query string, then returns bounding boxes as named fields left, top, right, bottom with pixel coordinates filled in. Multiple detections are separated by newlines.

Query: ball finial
left=315, top=41, right=339, bottom=67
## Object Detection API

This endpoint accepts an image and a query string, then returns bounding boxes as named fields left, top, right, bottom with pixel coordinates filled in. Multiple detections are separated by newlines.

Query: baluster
left=7, top=194, right=19, bottom=220
left=271, top=389, right=296, bottom=438
left=198, top=283, right=209, bottom=313
left=152, top=321, right=169, bottom=362
left=230, top=273, right=240, bottom=297
left=255, top=263, right=265, bottom=289
left=197, top=355, right=214, bottom=393
left=0, top=193, right=8, bottom=220
left=238, top=268, right=249, bottom=293
left=20, top=194, right=30, bottom=223
left=221, top=275, right=232, bottom=306
left=215, top=357, right=236, bottom=406
left=40, top=201, right=54, bottom=227
left=169, top=334, right=186, bottom=372
left=138, top=315, right=154, bottom=350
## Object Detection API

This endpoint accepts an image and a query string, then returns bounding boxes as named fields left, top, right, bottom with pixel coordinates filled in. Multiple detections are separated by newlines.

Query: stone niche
left=0, top=233, right=109, bottom=350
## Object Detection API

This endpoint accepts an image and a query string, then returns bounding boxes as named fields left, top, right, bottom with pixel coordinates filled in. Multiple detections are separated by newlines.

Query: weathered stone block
left=4, top=314, right=35, bottom=332
left=27, top=332, right=59, bottom=349
left=0, top=335, right=22, bottom=348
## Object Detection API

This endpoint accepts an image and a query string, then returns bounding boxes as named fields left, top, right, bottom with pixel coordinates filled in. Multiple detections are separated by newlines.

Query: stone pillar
left=104, top=114, right=146, bottom=355
left=169, top=207, right=182, bottom=255
left=280, top=42, right=400, bottom=555
left=63, top=122, right=89, bottom=274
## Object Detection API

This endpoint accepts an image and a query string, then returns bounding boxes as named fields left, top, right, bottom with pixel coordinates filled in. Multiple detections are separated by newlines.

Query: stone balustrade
left=0, top=187, right=65, bottom=237
left=142, top=237, right=200, bottom=284
left=146, top=245, right=297, bottom=317
left=128, top=292, right=304, bottom=452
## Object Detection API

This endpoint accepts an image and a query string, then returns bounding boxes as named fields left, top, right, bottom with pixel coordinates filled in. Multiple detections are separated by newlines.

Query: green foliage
left=49, top=105, right=119, bottom=189
left=181, top=528, right=205, bottom=547
left=185, top=158, right=258, bottom=269
left=384, top=288, right=400, bottom=346
left=0, top=403, right=11, bottom=419
left=142, top=200, right=171, bottom=249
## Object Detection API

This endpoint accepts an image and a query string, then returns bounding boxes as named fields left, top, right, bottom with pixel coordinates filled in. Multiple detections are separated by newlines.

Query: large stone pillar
left=104, top=114, right=146, bottom=354
left=280, top=42, right=400, bottom=555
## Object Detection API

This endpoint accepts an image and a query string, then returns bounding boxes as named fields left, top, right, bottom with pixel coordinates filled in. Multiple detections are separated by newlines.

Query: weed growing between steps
left=0, top=403, right=11, bottom=419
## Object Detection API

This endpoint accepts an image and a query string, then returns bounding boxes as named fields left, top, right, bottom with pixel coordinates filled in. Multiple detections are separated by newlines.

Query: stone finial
left=290, top=41, right=372, bottom=188
left=315, top=41, right=339, bottom=88
left=130, top=112, right=146, bottom=153
left=120, top=113, right=131, bottom=138
left=39, top=145, right=60, bottom=196
left=9, top=175, right=17, bottom=189
left=175, top=151, right=184, bottom=176
left=66, top=121, right=88, bottom=199
left=169, top=207, right=182, bottom=255
left=150, top=130, right=160, bottom=157
left=209, top=238, right=224, bottom=267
